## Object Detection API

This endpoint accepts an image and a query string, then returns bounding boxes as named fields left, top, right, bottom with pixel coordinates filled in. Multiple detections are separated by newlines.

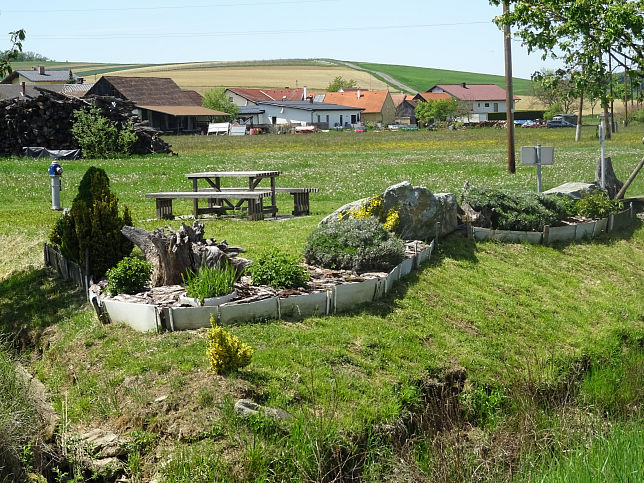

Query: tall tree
left=0, top=30, right=26, bottom=78
left=491, top=0, right=644, bottom=139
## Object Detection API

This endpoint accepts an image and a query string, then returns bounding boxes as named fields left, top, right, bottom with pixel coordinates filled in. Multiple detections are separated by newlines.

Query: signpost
left=521, top=145, right=554, bottom=193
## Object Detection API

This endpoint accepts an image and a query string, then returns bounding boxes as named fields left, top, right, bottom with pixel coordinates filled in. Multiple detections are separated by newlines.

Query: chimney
left=21, top=82, right=26, bottom=96
left=461, top=82, right=467, bottom=88
left=357, top=89, right=361, bottom=99
left=303, top=86, right=307, bottom=100
left=39, top=66, right=45, bottom=75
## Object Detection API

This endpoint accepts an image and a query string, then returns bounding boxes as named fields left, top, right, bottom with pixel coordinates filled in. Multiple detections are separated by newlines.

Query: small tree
left=326, top=75, right=358, bottom=92
left=71, top=107, right=136, bottom=158
left=202, top=88, right=237, bottom=121
left=415, top=98, right=463, bottom=126
left=532, top=69, right=576, bottom=112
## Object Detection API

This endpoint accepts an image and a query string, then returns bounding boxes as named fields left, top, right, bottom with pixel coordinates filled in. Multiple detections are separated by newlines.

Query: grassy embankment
left=0, top=126, right=642, bottom=480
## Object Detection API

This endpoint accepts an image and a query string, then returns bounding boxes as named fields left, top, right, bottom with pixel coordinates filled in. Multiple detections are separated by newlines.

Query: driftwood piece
left=121, top=222, right=250, bottom=287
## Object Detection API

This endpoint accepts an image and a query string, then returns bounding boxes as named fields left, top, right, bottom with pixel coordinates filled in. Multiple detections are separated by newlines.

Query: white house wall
left=258, top=105, right=361, bottom=126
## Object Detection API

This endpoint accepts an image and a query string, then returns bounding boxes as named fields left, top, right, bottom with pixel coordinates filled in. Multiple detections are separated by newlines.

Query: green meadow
left=1, top=126, right=642, bottom=481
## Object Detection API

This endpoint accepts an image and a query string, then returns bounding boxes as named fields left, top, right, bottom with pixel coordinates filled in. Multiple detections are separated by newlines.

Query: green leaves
left=0, top=29, right=26, bottom=78
left=202, top=88, right=238, bottom=121
left=491, top=0, right=644, bottom=106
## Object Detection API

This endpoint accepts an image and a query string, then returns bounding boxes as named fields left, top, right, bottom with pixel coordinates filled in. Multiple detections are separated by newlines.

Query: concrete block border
left=44, top=240, right=436, bottom=332
left=469, top=204, right=633, bottom=246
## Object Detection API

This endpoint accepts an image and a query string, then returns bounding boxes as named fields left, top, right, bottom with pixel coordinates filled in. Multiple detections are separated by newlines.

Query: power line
left=29, top=21, right=493, bottom=41
left=1, top=0, right=339, bottom=14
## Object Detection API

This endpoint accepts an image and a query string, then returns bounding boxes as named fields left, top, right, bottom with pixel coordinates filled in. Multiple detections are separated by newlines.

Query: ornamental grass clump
left=248, top=248, right=309, bottom=289
left=461, top=185, right=576, bottom=231
left=182, top=263, right=238, bottom=305
left=304, top=217, right=404, bottom=272
left=206, top=316, right=253, bottom=374
left=106, top=256, right=152, bottom=296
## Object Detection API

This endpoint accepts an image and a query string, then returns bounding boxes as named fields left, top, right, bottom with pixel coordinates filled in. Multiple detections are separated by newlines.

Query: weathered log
left=121, top=222, right=251, bottom=287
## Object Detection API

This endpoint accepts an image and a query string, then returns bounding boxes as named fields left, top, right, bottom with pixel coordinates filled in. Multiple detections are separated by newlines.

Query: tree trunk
left=121, top=222, right=250, bottom=287
left=575, top=89, right=584, bottom=142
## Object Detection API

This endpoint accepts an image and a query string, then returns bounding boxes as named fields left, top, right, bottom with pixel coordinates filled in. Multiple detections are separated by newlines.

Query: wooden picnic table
left=185, top=170, right=281, bottom=218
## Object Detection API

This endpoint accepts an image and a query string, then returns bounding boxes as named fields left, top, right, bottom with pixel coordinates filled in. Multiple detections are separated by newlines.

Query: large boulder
left=382, top=182, right=458, bottom=240
left=320, top=181, right=458, bottom=240
left=542, top=181, right=599, bottom=200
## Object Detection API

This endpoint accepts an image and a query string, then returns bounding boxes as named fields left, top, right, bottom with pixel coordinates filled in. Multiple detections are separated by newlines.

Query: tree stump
left=121, top=222, right=250, bottom=287
left=595, top=156, right=624, bottom=199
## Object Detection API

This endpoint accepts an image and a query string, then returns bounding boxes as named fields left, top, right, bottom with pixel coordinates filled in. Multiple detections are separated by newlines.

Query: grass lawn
left=1, top=125, right=642, bottom=481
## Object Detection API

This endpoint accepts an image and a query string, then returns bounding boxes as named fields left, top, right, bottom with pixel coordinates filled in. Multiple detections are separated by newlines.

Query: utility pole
left=503, top=1, right=516, bottom=173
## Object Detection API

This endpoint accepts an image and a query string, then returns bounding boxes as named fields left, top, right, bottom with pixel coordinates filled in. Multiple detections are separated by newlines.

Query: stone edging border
left=467, top=205, right=634, bottom=245
left=44, top=241, right=435, bottom=333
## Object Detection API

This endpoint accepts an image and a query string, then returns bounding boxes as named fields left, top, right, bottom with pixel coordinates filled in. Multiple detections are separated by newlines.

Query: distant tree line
left=0, top=50, right=52, bottom=62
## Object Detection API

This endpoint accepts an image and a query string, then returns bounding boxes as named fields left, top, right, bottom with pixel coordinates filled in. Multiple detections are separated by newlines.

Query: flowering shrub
left=340, top=195, right=400, bottom=233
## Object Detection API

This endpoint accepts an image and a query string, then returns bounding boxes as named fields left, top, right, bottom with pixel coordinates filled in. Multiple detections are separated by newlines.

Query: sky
left=1, top=0, right=563, bottom=79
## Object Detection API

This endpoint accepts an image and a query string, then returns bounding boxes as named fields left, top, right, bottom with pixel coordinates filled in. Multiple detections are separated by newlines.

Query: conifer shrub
left=461, top=186, right=576, bottom=231
left=206, top=316, right=253, bottom=374
left=106, top=256, right=152, bottom=296
left=248, top=249, right=310, bottom=289
left=303, top=217, right=404, bottom=272
left=49, top=167, right=134, bottom=278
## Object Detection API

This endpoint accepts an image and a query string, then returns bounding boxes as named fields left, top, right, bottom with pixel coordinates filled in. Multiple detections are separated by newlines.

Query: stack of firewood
left=0, top=88, right=172, bottom=157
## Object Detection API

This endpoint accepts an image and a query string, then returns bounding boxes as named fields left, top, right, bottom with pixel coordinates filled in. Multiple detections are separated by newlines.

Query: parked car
left=546, top=119, right=575, bottom=128
left=521, top=120, right=547, bottom=128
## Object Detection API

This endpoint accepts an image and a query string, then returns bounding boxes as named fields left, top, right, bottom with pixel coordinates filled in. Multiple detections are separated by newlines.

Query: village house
left=85, top=76, right=228, bottom=134
left=315, top=89, right=396, bottom=127
left=394, top=92, right=453, bottom=125
left=425, top=83, right=518, bottom=122
left=1, top=66, right=81, bottom=85
left=239, top=100, right=363, bottom=129
left=226, top=87, right=305, bottom=106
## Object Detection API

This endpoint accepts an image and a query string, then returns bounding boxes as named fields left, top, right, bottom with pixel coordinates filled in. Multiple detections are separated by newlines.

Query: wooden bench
left=201, top=187, right=319, bottom=216
left=145, top=191, right=271, bottom=220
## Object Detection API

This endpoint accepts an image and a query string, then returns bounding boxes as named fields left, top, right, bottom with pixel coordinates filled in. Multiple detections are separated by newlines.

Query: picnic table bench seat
left=145, top=190, right=271, bottom=220
left=199, top=187, right=319, bottom=216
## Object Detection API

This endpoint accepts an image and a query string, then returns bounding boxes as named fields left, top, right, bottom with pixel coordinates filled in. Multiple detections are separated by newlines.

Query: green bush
left=71, top=106, right=137, bottom=158
left=182, top=263, right=238, bottom=303
left=248, top=249, right=310, bottom=289
left=631, top=108, right=644, bottom=124
left=106, top=256, right=152, bottom=296
left=461, top=186, right=577, bottom=231
left=206, top=316, right=253, bottom=374
left=576, top=191, right=624, bottom=219
left=303, top=217, right=405, bottom=272
left=49, top=167, right=134, bottom=278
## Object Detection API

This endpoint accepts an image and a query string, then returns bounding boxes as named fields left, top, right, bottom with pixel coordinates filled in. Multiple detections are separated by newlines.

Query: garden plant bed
left=50, top=240, right=434, bottom=332
left=469, top=205, right=634, bottom=245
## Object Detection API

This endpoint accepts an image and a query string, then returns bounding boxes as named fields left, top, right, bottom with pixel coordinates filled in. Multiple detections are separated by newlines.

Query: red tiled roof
left=320, top=90, right=390, bottom=114
left=428, top=84, right=519, bottom=101
left=228, top=87, right=304, bottom=102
